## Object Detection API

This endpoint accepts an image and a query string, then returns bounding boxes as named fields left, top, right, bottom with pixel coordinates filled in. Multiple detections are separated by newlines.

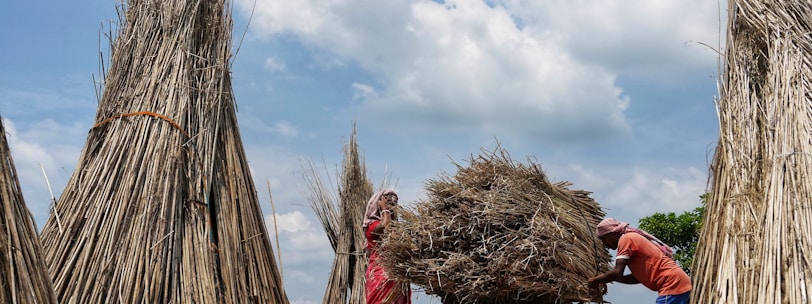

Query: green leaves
left=637, top=194, right=706, bottom=275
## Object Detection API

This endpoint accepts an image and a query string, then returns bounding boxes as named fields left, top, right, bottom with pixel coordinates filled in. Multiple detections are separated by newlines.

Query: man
left=587, top=218, right=691, bottom=304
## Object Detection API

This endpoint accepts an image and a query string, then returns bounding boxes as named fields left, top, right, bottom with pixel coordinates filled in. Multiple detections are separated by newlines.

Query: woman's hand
left=379, top=194, right=398, bottom=215
left=378, top=195, right=389, bottom=212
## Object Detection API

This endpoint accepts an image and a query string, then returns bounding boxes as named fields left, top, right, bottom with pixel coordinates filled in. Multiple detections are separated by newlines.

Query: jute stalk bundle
left=0, top=118, right=58, bottom=304
left=338, top=127, right=374, bottom=304
left=302, top=126, right=373, bottom=304
left=690, top=1, right=812, bottom=303
left=38, top=0, right=287, bottom=302
left=378, top=146, right=610, bottom=304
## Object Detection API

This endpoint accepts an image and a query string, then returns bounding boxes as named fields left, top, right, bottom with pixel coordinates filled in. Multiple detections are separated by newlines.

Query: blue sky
left=1, top=0, right=723, bottom=303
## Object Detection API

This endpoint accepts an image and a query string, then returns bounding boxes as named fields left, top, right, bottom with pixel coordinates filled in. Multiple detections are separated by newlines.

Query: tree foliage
left=637, top=194, right=706, bottom=275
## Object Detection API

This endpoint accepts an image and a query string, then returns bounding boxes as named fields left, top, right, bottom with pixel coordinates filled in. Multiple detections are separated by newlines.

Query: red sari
left=365, top=220, right=411, bottom=304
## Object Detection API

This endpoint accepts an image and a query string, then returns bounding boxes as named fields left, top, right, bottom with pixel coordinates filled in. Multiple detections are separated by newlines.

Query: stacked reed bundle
left=378, top=146, right=610, bottom=304
left=0, top=118, right=57, bottom=304
left=302, top=126, right=373, bottom=304
left=337, top=127, right=375, bottom=304
left=37, top=0, right=287, bottom=302
left=690, top=1, right=812, bottom=303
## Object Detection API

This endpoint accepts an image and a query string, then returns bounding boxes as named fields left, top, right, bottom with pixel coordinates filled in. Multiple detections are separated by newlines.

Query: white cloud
left=267, top=210, right=315, bottom=233
left=263, top=209, right=333, bottom=302
left=290, top=297, right=319, bottom=304
left=2, top=118, right=86, bottom=226
left=351, top=83, right=376, bottom=101
left=286, top=270, right=316, bottom=284
left=237, top=114, right=299, bottom=137
left=235, top=0, right=719, bottom=143
left=577, top=165, right=707, bottom=220
left=245, top=144, right=316, bottom=208
left=264, top=210, right=333, bottom=264
left=263, top=57, right=287, bottom=72
left=271, top=121, right=298, bottom=137
left=236, top=0, right=629, bottom=141
left=499, top=0, right=722, bottom=79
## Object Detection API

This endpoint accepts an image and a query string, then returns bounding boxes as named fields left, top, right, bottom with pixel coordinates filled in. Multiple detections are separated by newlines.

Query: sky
left=0, top=0, right=724, bottom=303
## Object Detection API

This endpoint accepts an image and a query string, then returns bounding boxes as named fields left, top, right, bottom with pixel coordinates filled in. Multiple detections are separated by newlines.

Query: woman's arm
left=371, top=208, right=392, bottom=236
left=371, top=194, right=397, bottom=238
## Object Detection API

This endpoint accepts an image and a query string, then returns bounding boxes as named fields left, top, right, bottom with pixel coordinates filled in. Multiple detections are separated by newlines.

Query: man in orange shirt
left=587, top=218, right=691, bottom=304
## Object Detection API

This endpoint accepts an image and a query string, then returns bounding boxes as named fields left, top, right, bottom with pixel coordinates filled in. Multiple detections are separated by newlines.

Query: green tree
left=637, top=194, right=706, bottom=275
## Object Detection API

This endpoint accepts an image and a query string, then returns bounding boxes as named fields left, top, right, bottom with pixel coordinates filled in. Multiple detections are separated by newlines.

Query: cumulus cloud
left=3, top=118, right=87, bottom=226
left=234, top=0, right=719, bottom=143
left=264, top=210, right=333, bottom=263
left=571, top=164, right=708, bottom=220
left=500, top=0, right=722, bottom=79
left=263, top=209, right=333, bottom=303
left=267, top=210, right=316, bottom=233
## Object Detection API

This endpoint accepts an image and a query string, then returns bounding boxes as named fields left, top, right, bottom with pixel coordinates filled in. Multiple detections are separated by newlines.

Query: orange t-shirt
left=616, top=232, right=692, bottom=296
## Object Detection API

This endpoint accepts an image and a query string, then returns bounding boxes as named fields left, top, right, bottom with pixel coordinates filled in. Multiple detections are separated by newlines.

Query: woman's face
left=379, top=193, right=398, bottom=210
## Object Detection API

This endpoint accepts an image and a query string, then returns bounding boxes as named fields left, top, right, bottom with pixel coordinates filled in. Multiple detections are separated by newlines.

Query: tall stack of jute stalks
left=691, top=1, right=812, bottom=303
left=302, top=126, right=373, bottom=304
left=37, top=0, right=288, bottom=302
left=378, top=146, right=610, bottom=304
left=0, top=118, right=57, bottom=304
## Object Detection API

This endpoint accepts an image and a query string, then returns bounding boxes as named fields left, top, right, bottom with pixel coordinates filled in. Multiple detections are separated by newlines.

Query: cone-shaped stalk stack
left=39, top=1, right=288, bottom=302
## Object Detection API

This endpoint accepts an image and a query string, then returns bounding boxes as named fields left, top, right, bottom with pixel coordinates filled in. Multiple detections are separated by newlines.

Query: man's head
left=598, top=232, right=622, bottom=250
left=596, top=218, right=628, bottom=250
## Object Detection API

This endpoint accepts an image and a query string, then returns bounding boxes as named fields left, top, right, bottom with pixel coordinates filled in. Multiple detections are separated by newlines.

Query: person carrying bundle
left=587, top=218, right=691, bottom=304
left=363, top=189, right=411, bottom=304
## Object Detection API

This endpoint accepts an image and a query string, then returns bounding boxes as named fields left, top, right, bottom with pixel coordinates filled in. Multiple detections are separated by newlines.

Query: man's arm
left=587, top=258, right=631, bottom=288
left=617, top=273, right=639, bottom=284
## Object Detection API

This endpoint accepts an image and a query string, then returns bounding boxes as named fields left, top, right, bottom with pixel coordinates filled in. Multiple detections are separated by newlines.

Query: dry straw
left=38, top=0, right=287, bottom=302
left=301, top=125, right=373, bottom=304
left=338, top=127, right=374, bottom=304
left=378, top=145, right=610, bottom=304
left=691, top=0, right=812, bottom=303
left=0, top=118, right=58, bottom=304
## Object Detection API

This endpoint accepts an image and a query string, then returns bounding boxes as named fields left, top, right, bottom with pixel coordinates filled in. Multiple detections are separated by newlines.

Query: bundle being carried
left=378, top=146, right=610, bottom=304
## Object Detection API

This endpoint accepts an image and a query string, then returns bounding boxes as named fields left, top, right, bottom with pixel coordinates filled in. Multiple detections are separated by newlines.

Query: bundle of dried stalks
left=378, top=146, right=610, bottom=304
left=37, top=0, right=287, bottom=302
left=304, top=127, right=374, bottom=304
left=691, top=1, right=812, bottom=303
left=302, top=125, right=373, bottom=304
left=0, top=118, right=57, bottom=304
left=337, top=127, right=374, bottom=304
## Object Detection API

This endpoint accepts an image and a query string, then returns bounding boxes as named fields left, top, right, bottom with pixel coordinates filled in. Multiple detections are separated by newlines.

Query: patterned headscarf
left=362, top=189, right=398, bottom=228
left=596, top=218, right=675, bottom=259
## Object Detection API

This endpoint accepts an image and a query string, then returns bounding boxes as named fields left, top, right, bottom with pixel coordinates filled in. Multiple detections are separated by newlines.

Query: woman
left=363, top=189, right=411, bottom=304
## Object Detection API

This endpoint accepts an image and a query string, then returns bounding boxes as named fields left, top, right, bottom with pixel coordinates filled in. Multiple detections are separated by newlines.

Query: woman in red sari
left=363, top=189, right=411, bottom=304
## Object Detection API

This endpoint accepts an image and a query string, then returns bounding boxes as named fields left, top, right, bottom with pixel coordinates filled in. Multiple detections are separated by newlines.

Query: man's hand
left=587, top=276, right=601, bottom=289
